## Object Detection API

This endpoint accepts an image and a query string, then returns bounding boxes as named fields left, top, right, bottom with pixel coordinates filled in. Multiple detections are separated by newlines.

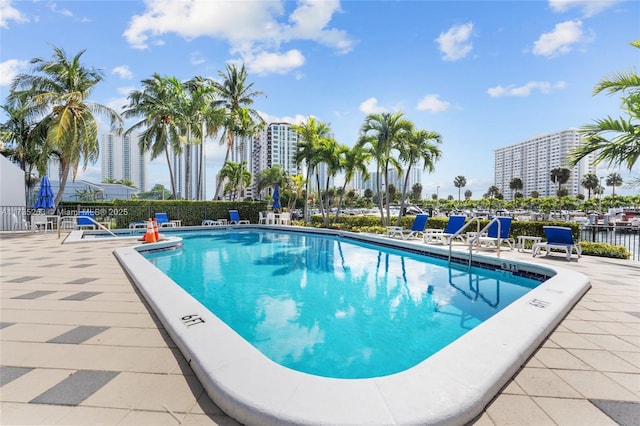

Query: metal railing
left=580, top=224, right=640, bottom=261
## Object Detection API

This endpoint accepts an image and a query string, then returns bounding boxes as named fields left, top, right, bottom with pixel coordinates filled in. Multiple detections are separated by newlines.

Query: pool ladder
left=446, top=217, right=505, bottom=270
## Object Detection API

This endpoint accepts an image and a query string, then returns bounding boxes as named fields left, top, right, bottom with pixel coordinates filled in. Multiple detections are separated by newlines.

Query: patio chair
left=278, top=212, right=292, bottom=226
left=155, top=212, right=175, bottom=227
left=258, top=211, right=268, bottom=224
left=425, top=215, right=467, bottom=244
left=533, top=226, right=581, bottom=261
left=11, top=213, right=29, bottom=231
left=31, top=214, right=53, bottom=232
left=386, top=214, right=429, bottom=240
left=476, top=217, right=514, bottom=250
left=77, top=211, right=96, bottom=230
left=229, top=210, right=250, bottom=224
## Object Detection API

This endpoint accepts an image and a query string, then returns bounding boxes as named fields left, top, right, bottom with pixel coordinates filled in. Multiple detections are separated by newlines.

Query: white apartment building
left=101, top=132, right=148, bottom=192
left=249, top=122, right=301, bottom=200
left=356, top=169, right=421, bottom=197
left=494, top=129, right=595, bottom=200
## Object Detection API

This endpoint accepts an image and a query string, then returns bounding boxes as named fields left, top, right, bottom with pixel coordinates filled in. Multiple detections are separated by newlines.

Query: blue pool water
left=143, top=230, right=542, bottom=379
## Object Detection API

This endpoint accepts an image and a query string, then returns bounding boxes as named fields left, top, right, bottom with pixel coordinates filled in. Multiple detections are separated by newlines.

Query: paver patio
left=1, top=231, right=638, bottom=425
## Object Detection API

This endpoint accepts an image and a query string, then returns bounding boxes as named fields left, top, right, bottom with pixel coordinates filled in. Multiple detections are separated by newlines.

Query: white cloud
left=257, top=110, right=308, bottom=125
left=487, top=80, right=567, bottom=97
left=416, top=94, right=451, bottom=112
left=533, top=20, right=584, bottom=57
left=112, top=65, right=133, bottom=80
left=245, top=49, right=305, bottom=75
left=122, top=0, right=354, bottom=74
left=359, top=97, right=387, bottom=114
left=549, top=0, right=621, bottom=17
left=0, top=58, right=28, bottom=86
left=190, top=52, right=206, bottom=65
left=0, top=0, right=28, bottom=28
left=435, top=22, right=474, bottom=61
left=48, top=2, right=72, bottom=17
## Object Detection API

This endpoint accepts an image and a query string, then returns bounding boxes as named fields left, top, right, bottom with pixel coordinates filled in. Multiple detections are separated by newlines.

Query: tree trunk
left=164, top=147, right=177, bottom=199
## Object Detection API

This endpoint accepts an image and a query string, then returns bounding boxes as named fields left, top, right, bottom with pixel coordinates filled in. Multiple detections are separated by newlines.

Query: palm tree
left=181, top=77, right=225, bottom=200
left=294, top=116, right=332, bottom=222
left=9, top=46, right=122, bottom=207
left=464, top=189, right=472, bottom=200
left=397, top=129, right=442, bottom=225
left=212, top=64, right=264, bottom=200
left=315, top=137, right=345, bottom=226
left=358, top=112, right=413, bottom=225
left=219, top=161, right=251, bottom=200
left=257, top=165, right=287, bottom=201
left=334, top=145, right=370, bottom=223
left=606, top=172, right=623, bottom=196
left=509, top=177, right=523, bottom=199
left=123, top=74, right=184, bottom=198
left=570, top=40, right=640, bottom=171
left=0, top=97, right=50, bottom=204
left=550, top=167, right=571, bottom=197
left=581, top=173, right=600, bottom=199
left=453, top=175, right=466, bottom=205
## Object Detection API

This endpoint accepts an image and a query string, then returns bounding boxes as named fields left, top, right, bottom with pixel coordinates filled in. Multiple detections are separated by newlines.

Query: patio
left=0, top=231, right=638, bottom=425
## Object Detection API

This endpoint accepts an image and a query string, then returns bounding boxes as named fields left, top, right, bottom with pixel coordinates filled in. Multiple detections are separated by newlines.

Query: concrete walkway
left=1, top=231, right=638, bottom=425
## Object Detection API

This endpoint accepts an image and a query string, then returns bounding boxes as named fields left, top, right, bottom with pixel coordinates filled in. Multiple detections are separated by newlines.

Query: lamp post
left=599, top=176, right=604, bottom=212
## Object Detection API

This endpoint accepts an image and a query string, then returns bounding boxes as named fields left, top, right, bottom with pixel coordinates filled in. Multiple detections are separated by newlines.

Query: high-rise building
left=101, top=132, right=147, bottom=192
left=494, top=129, right=595, bottom=200
left=249, top=122, right=301, bottom=200
left=356, top=169, right=421, bottom=197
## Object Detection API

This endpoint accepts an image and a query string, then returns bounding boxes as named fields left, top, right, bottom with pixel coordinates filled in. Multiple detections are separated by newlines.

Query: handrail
left=466, top=217, right=503, bottom=269
left=447, top=217, right=483, bottom=266
left=58, top=215, right=118, bottom=238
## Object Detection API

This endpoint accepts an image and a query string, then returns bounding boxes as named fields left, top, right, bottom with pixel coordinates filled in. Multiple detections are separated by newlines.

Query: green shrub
left=579, top=242, right=631, bottom=259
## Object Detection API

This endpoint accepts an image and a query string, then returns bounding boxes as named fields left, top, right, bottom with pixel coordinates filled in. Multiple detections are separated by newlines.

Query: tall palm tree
left=606, top=172, right=623, bottom=196
left=123, top=74, right=184, bottom=198
left=581, top=173, right=600, bottom=200
left=315, top=137, right=345, bottom=226
left=570, top=40, right=640, bottom=171
left=293, top=116, right=332, bottom=222
left=550, top=167, right=571, bottom=197
left=334, top=145, right=370, bottom=223
left=509, top=177, right=523, bottom=199
left=212, top=64, right=264, bottom=200
left=181, top=77, right=225, bottom=200
left=484, top=185, right=501, bottom=212
left=397, top=129, right=442, bottom=225
left=453, top=175, right=466, bottom=205
left=358, top=112, right=413, bottom=225
left=9, top=46, right=122, bottom=207
left=464, top=189, right=472, bottom=200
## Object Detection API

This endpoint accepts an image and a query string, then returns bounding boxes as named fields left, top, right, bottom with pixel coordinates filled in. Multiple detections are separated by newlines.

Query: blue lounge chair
left=477, top=217, right=514, bottom=249
left=77, top=211, right=96, bottom=230
left=229, top=210, right=250, bottom=224
left=533, top=226, right=581, bottom=261
left=426, top=215, right=467, bottom=244
left=386, top=214, right=429, bottom=240
left=155, top=212, right=175, bottom=227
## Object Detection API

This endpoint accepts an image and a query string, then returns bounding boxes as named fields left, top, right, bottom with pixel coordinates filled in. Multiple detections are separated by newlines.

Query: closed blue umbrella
left=33, top=175, right=55, bottom=210
left=272, top=183, right=281, bottom=211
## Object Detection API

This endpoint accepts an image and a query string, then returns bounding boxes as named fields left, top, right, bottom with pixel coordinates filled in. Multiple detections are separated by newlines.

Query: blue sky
left=1, top=0, right=638, bottom=199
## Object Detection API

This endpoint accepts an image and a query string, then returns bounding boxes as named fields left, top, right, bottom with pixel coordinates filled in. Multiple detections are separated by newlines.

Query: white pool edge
left=113, top=229, right=590, bottom=426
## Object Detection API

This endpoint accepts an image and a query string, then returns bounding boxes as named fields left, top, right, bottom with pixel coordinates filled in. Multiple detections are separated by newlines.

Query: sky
left=1, top=0, right=639, bottom=199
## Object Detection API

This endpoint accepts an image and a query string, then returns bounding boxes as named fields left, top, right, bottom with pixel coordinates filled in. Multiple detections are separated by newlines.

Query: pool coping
left=113, top=227, right=591, bottom=426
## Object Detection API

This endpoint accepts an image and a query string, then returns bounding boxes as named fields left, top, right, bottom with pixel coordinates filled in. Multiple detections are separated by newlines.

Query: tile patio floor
left=1, top=231, right=638, bottom=425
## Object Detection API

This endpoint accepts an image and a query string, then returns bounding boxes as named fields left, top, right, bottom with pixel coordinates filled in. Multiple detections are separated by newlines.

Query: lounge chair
left=476, top=217, right=514, bottom=249
left=155, top=212, right=175, bottom=227
left=533, top=226, right=581, bottom=261
left=425, top=215, right=467, bottom=244
left=386, top=214, right=429, bottom=240
left=77, top=211, right=97, bottom=230
left=229, top=210, right=250, bottom=224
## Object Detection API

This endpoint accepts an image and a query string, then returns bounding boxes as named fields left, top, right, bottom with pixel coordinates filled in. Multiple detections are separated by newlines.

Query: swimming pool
left=114, top=226, right=590, bottom=425
left=142, top=230, right=542, bottom=379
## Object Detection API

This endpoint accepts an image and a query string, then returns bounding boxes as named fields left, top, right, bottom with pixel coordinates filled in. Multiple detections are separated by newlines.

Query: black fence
left=580, top=224, right=640, bottom=261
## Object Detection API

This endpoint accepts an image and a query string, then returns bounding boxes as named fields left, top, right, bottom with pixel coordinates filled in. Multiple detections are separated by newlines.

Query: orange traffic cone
left=144, top=218, right=157, bottom=243
left=153, top=219, right=160, bottom=241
